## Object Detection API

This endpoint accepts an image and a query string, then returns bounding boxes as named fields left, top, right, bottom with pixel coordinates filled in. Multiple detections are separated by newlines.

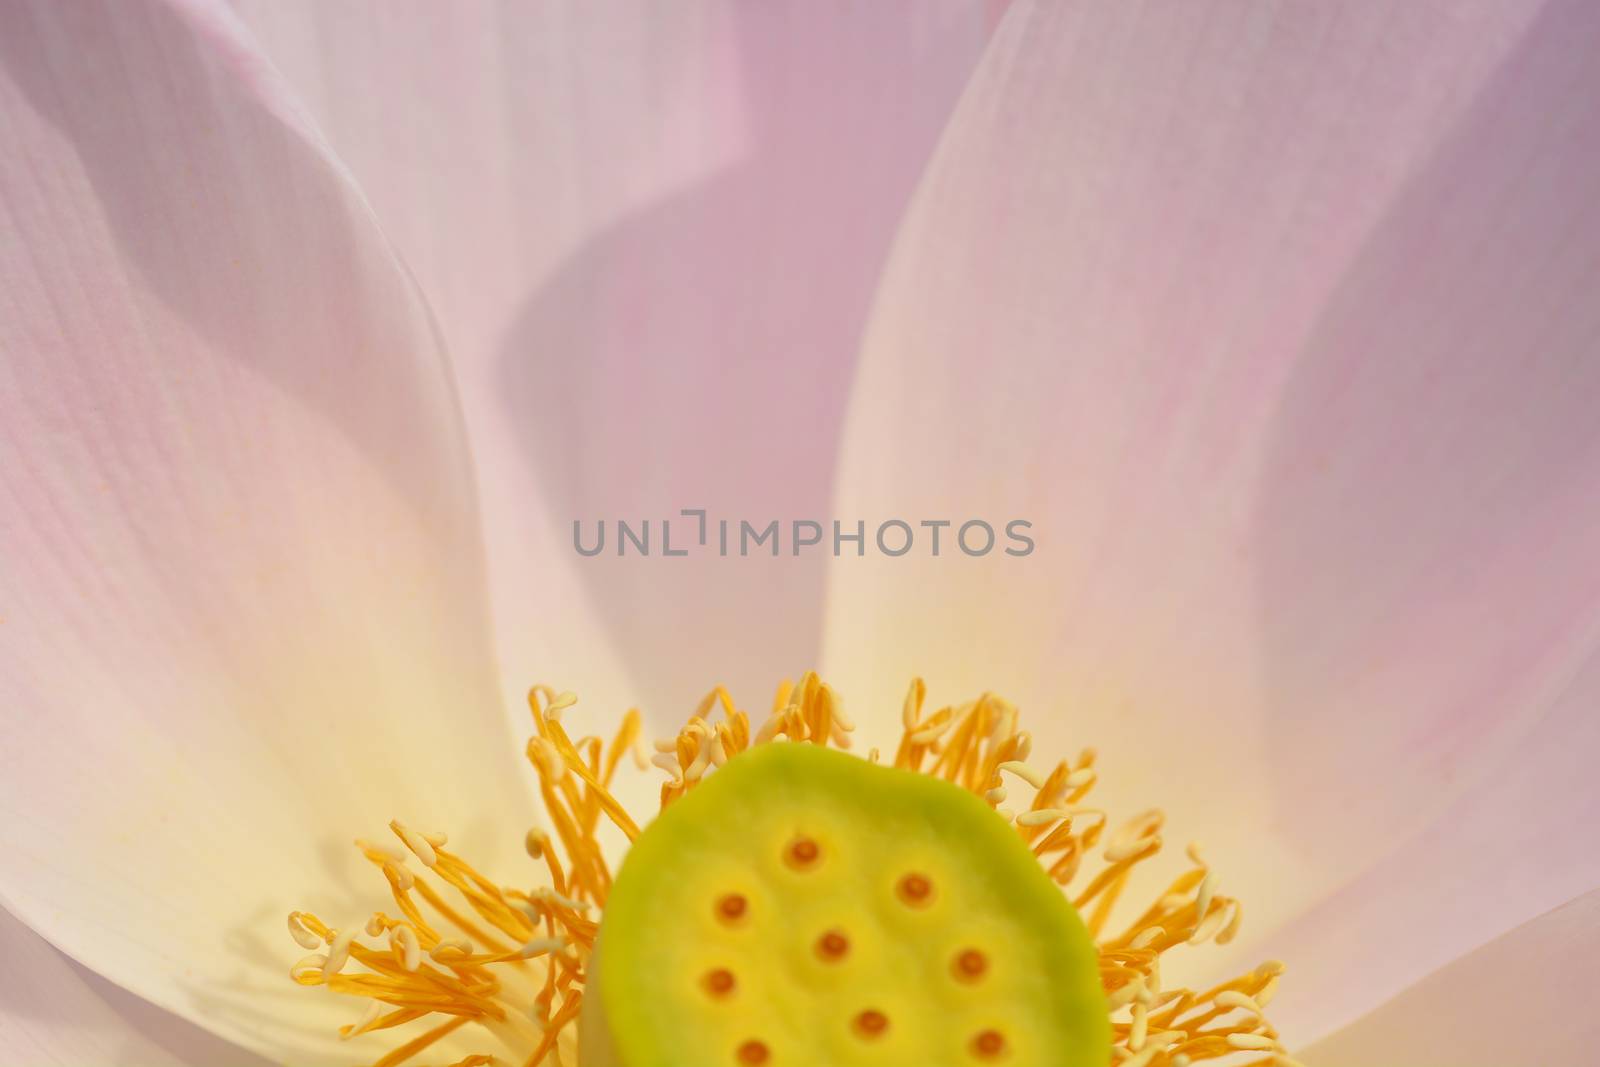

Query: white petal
left=0, top=2, right=532, bottom=1061
left=231, top=1, right=995, bottom=711
left=0, top=906, right=270, bottom=1067
left=822, top=0, right=1600, bottom=1010
left=1302, top=888, right=1600, bottom=1065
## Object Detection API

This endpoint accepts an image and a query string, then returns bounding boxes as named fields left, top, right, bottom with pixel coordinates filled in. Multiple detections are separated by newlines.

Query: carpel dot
left=815, top=929, right=850, bottom=961
left=854, top=1010, right=889, bottom=1039
left=786, top=836, right=821, bottom=869
left=897, top=871, right=935, bottom=907
left=586, top=744, right=1110, bottom=1067
left=716, top=893, right=748, bottom=924
left=954, top=948, right=989, bottom=982
left=972, top=1029, right=1007, bottom=1059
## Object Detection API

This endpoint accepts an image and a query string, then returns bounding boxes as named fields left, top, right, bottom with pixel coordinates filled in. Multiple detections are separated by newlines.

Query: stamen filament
left=289, top=674, right=1291, bottom=1066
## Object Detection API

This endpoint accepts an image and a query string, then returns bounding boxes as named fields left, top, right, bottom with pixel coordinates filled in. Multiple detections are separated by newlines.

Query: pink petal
left=1302, top=888, right=1600, bottom=1065
left=0, top=1, right=533, bottom=1059
left=0, top=906, right=270, bottom=1066
left=820, top=0, right=1600, bottom=1025
left=1255, top=654, right=1600, bottom=1042
left=230, top=1, right=995, bottom=712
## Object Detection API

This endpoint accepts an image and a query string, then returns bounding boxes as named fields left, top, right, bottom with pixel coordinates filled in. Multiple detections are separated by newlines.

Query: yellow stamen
left=289, top=674, right=1293, bottom=1066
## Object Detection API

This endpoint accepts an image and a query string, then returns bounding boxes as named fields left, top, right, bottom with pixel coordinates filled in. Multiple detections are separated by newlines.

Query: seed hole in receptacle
left=785, top=836, right=821, bottom=870
left=814, top=929, right=850, bottom=961
left=971, top=1029, right=1007, bottom=1060
left=704, top=968, right=736, bottom=998
left=716, top=893, right=749, bottom=924
left=953, top=948, right=988, bottom=982
left=853, top=1009, right=889, bottom=1039
left=896, top=872, right=935, bottom=907
left=736, top=1039, right=770, bottom=1065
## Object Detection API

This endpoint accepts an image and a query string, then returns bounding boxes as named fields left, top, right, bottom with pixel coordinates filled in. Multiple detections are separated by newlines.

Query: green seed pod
left=581, top=742, right=1110, bottom=1066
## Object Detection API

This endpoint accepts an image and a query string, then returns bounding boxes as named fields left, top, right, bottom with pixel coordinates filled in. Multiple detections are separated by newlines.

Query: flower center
left=286, top=675, right=1298, bottom=1067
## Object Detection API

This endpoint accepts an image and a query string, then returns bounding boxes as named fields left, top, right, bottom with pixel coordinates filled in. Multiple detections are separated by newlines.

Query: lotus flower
left=3, top=0, right=1598, bottom=1064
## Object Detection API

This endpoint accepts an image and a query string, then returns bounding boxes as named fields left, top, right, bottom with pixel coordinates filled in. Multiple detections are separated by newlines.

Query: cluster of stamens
left=286, top=674, right=1300, bottom=1067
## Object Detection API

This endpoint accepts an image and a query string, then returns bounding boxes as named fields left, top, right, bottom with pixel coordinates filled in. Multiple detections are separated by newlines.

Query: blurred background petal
left=1303, top=888, right=1600, bottom=1065
left=0, top=1, right=553, bottom=1060
left=230, top=0, right=995, bottom=716
left=821, top=0, right=1600, bottom=1032
left=0, top=906, right=268, bottom=1067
